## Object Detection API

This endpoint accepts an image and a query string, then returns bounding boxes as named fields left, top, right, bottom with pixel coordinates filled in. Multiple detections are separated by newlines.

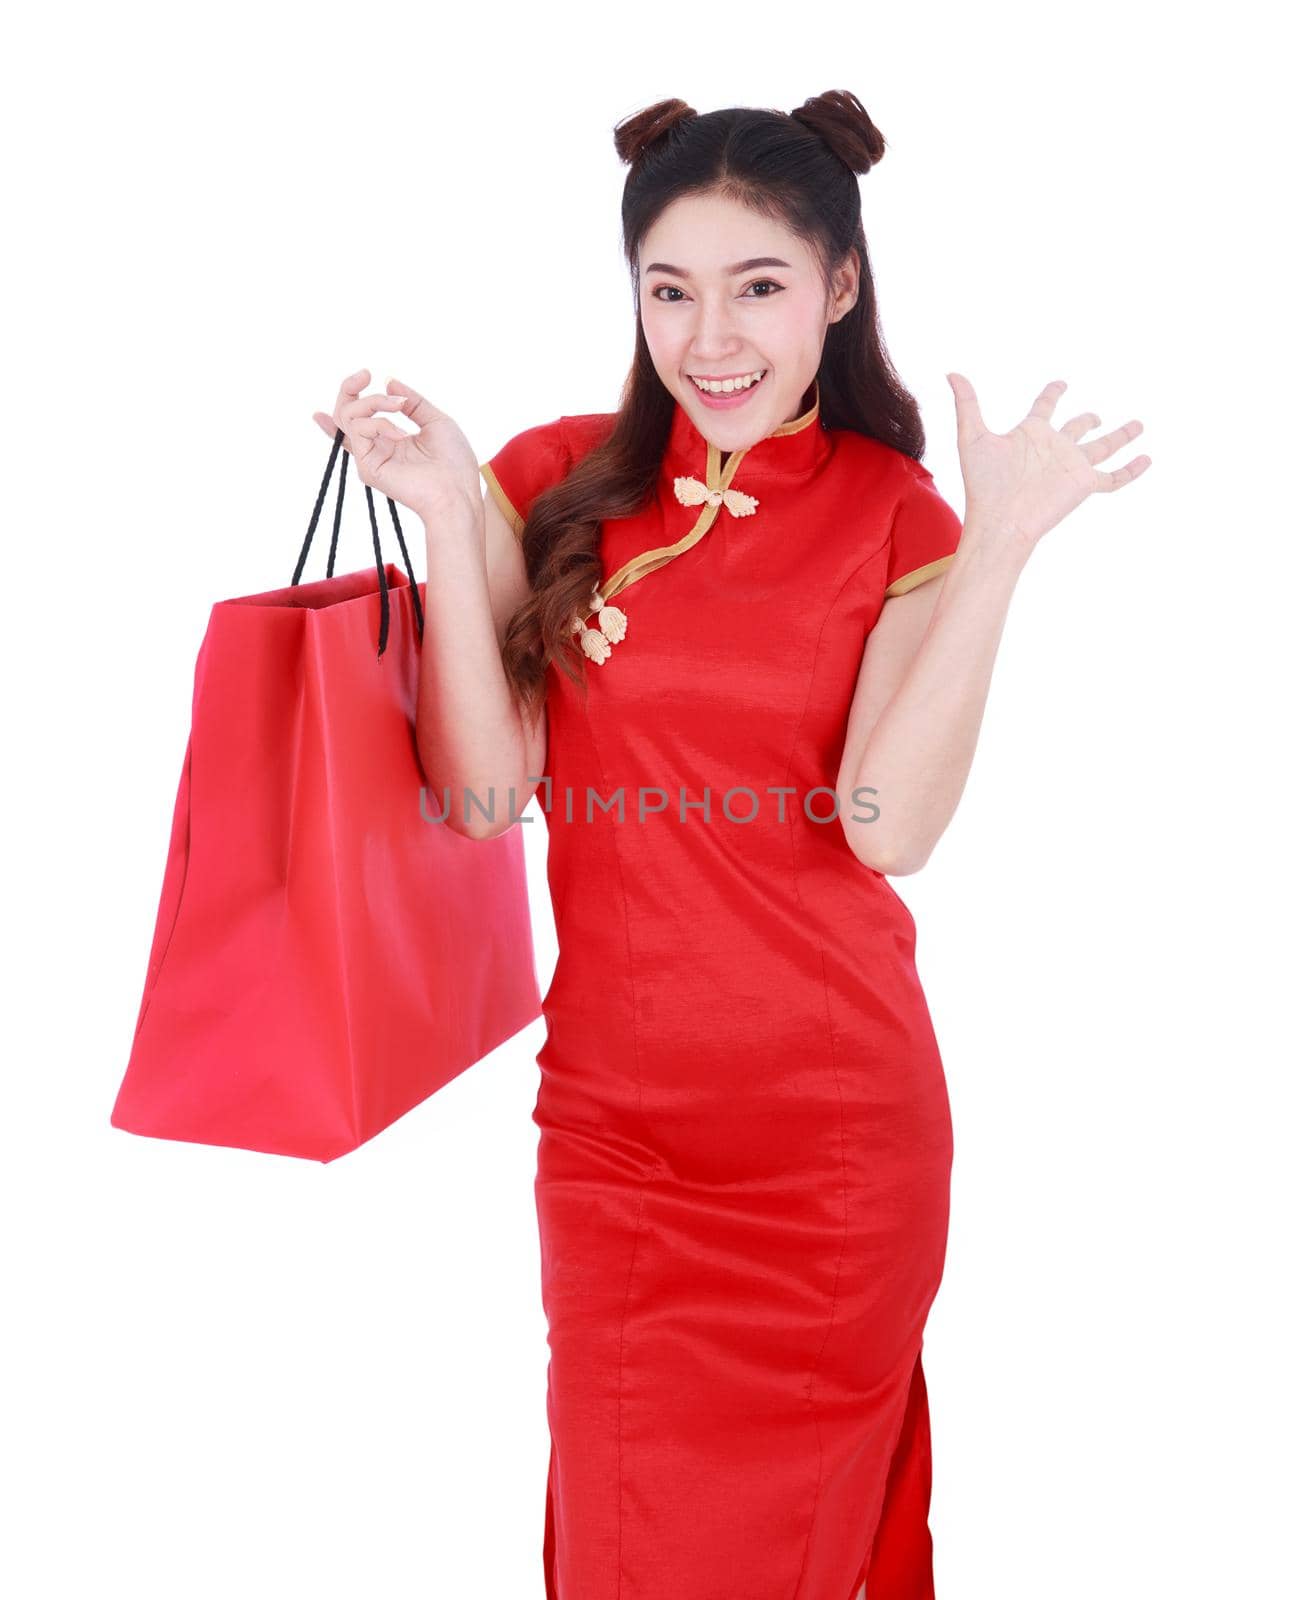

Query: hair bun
left=614, top=99, right=700, bottom=166
left=789, top=89, right=885, bottom=175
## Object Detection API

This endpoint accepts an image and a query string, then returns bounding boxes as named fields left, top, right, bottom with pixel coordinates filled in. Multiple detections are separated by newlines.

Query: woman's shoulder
left=834, top=433, right=958, bottom=522
left=818, top=428, right=963, bottom=594
left=560, top=410, right=617, bottom=465
left=478, top=411, right=616, bottom=536
left=826, top=424, right=936, bottom=495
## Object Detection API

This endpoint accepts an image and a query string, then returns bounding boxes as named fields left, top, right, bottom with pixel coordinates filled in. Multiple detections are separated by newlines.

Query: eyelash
left=649, top=279, right=785, bottom=303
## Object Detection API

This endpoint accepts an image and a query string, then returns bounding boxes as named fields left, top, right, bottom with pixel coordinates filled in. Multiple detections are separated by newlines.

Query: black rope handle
left=292, top=428, right=426, bottom=658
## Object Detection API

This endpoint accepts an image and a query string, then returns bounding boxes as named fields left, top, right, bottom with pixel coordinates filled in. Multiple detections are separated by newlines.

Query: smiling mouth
left=686, top=370, right=767, bottom=396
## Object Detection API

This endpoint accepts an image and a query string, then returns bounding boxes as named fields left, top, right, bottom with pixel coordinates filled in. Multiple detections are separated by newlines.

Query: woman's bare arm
left=313, top=370, right=548, bottom=844
left=836, top=373, right=1150, bottom=876
left=413, top=485, right=547, bottom=841
left=834, top=526, right=1027, bottom=876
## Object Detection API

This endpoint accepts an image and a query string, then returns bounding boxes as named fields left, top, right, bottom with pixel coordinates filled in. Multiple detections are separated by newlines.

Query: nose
left=688, top=297, right=744, bottom=362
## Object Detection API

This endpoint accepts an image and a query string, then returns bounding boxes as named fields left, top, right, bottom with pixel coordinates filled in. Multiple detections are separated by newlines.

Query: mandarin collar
left=662, top=375, right=827, bottom=491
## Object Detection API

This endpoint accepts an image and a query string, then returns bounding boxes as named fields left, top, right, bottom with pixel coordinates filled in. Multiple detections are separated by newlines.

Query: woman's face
left=638, top=191, right=858, bottom=449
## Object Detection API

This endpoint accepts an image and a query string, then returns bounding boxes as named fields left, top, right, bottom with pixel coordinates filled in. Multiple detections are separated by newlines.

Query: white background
left=5, top=2, right=1286, bottom=1595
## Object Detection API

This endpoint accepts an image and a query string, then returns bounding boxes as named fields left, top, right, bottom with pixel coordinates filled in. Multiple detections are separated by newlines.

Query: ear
left=829, top=247, right=861, bottom=322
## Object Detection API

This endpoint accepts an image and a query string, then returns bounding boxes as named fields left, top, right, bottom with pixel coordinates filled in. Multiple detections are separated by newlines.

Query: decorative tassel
left=571, top=615, right=612, bottom=665
left=589, top=589, right=627, bottom=644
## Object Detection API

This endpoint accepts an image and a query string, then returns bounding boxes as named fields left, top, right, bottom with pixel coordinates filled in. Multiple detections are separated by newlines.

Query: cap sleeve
left=479, top=416, right=571, bottom=541
left=883, top=463, right=963, bottom=597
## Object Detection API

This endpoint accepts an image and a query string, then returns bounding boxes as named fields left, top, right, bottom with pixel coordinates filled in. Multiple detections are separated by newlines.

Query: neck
left=720, top=387, right=809, bottom=471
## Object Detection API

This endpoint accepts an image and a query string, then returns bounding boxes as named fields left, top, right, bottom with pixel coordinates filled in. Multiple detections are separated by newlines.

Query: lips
left=685, top=370, right=769, bottom=413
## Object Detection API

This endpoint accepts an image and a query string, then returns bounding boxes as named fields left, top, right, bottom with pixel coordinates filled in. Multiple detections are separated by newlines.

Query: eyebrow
left=642, top=256, right=794, bottom=279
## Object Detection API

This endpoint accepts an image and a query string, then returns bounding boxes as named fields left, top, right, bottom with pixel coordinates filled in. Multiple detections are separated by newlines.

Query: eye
left=648, top=279, right=786, bottom=302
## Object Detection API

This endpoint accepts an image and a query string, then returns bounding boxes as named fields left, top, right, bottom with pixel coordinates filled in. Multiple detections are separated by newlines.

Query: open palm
left=946, top=374, right=1150, bottom=549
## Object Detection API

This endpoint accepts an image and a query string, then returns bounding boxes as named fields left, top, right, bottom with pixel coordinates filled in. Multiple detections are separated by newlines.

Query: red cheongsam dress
left=479, top=375, right=962, bottom=1600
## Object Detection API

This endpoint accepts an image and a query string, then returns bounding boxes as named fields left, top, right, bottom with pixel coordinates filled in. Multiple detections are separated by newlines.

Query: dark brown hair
left=501, top=90, right=929, bottom=724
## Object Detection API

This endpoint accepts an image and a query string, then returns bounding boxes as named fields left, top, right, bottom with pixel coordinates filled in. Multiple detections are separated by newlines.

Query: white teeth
left=691, top=370, right=765, bottom=394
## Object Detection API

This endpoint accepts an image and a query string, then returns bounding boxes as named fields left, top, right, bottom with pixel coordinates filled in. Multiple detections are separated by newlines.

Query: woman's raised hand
left=313, top=369, right=482, bottom=520
left=945, top=374, right=1151, bottom=556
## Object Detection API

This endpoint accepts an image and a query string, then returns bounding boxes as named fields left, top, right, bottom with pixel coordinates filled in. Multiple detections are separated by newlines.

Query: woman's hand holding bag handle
left=313, top=369, right=486, bottom=510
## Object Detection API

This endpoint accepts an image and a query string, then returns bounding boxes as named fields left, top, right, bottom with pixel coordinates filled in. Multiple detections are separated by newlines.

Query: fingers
left=314, top=369, right=372, bottom=450
left=1040, top=391, right=1151, bottom=490
left=946, top=371, right=986, bottom=440
left=348, top=429, right=396, bottom=477
left=337, top=390, right=407, bottom=429
left=314, top=370, right=431, bottom=455
left=1083, top=418, right=1145, bottom=466
left=1027, top=379, right=1067, bottom=423
left=1052, top=397, right=1150, bottom=489
left=333, top=368, right=371, bottom=420
left=349, top=417, right=406, bottom=444
left=1060, top=411, right=1101, bottom=441
left=1087, top=418, right=1150, bottom=490
left=1094, top=454, right=1152, bottom=491
left=335, top=392, right=412, bottom=460
left=386, top=376, right=439, bottom=430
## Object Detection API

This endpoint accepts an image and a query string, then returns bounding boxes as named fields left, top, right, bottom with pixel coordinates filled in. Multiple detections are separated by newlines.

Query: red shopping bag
left=111, top=430, right=542, bottom=1162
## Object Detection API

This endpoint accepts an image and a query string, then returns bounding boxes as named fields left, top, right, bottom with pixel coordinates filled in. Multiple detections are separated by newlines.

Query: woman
left=315, top=91, right=1148, bottom=1600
